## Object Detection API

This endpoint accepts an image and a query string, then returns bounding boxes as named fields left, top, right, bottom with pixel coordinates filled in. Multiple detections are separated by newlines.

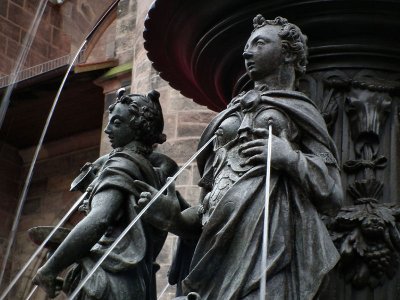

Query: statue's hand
left=134, top=179, right=181, bottom=231
left=32, top=267, right=63, bottom=298
left=239, top=128, right=297, bottom=170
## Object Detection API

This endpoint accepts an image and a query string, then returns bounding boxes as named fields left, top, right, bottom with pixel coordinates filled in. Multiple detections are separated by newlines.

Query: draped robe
left=180, top=90, right=341, bottom=300
left=64, top=148, right=167, bottom=300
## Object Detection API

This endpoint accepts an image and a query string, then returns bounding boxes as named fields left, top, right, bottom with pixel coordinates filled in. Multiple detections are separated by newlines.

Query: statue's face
left=104, top=103, right=136, bottom=148
left=243, top=25, right=283, bottom=81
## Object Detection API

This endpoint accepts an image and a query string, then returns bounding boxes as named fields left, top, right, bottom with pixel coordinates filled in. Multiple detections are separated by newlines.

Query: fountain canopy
left=144, top=0, right=400, bottom=111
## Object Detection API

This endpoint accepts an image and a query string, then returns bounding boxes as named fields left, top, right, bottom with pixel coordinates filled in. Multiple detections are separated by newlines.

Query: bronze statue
left=135, top=15, right=343, bottom=299
left=32, top=90, right=176, bottom=299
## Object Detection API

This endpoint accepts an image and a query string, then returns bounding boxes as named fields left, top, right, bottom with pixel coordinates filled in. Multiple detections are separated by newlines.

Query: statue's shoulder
left=262, top=90, right=316, bottom=107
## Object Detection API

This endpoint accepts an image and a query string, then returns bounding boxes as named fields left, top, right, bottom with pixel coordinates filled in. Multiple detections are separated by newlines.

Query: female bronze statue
left=33, top=90, right=175, bottom=299
left=136, top=15, right=343, bottom=300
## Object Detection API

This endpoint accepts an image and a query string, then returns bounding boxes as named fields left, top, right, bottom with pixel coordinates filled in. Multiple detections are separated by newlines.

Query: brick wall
left=3, top=130, right=100, bottom=299
left=0, top=142, right=22, bottom=292
left=0, top=0, right=115, bottom=76
left=0, top=0, right=69, bottom=75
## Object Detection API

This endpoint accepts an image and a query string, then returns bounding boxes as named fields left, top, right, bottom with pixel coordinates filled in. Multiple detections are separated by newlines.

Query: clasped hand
left=238, top=128, right=297, bottom=170
left=133, top=179, right=181, bottom=231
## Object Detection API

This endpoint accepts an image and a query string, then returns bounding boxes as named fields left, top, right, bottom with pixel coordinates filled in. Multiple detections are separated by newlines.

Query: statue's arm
left=33, top=189, right=125, bottom=295
left=135, top=180, right=203, bottom=238
left=45, top=189, right=123, bottom=270
left=172, top=206, right=202, bottom=238
left=239, top=128, right=343, bottom=215
left=285, top=151, right=343, bottom=216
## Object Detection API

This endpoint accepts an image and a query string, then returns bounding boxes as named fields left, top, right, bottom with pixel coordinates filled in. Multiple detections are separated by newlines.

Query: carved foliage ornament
left=322, top=70, right=400, bottom=288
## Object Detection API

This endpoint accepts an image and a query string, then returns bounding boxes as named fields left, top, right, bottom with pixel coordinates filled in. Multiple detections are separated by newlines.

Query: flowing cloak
left=180, top=90, right=341, bottom=300
left=63, top=148, right=167, bottom=300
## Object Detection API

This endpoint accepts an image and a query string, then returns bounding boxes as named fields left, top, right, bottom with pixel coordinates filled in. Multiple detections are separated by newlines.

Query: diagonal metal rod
left=0, top=41, right=86, bottom=299
left=0, top=192, right=86, bottom=300
left=69, top=135, right=216, bottom=299
left=0, top=1, right=120, bottom=296
left=25, top=285, right=38, bottom=300
left=0, top=0, right=50, bottom=287
left=260, top=123, right=272, bottom=300
left=157, top=283, right=171, bottom=300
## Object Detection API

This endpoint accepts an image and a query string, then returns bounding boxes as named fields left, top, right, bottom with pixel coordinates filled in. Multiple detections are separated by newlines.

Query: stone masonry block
left=50, top=7, right=62, bottom=28
left=6, top=38, right=20, bottom=60
left=115, top=49, right=134, bottom=65
left=175, top=167, right=191, bottom=186
left=116, top=18, right=135, bottom=34
left=163, top=113, right=177, bottom=140
left=0, top=55, right=12, bottom=74
left=0, top=18, right=21, bottom=42
left=41, top=191, right=64, bottom=214
left=46, top=174, right=73, bottom=192
left=51, top=27, right=71, bottom=50
left=26, top=179, right=47, bottom=198
left=0, top=34, right=6, bottom=54
left=0, top=142, right=22, bottom=163
left=0, top=177, right=19, bottom=196
left=177, top=122, right=208, bottom=138
left=78, top=1, right=95, bottom=23
left=24, top=0, right=41, bottom=12
left=8, top=2, right=32, bottom=30
left=34, top=20, right=52, bottom=43
left=22, top=196, right=41, bottom=215
left=30, top=35, right=49, bottom=57
left=25, top=50, right=47, bottom=67
left=117, top=0, right=130, bottom=18
left=0, top=191, right=17, bottom=211
left=0, top=159, right=21, bottom=181
left=191, top=164, right=201, bottom=186
left=157, top=138, right=199, bottom=164
left=178, top=111, right=217, bottom=124
left=0, top=1, right=8, bottom=17
left=11, top=0, right=24, bottom=8
left=185, top=186, right=202, bottom=206
left=73, top=7, right=91, bottom=35
left=167, top=93, right=207, bottom=112
left=0, top=209, right=12, bottom=236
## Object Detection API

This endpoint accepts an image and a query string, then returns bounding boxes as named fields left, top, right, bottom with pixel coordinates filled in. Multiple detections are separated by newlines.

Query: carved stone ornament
left=326, top=182, right=400, bottom=288
left=321, top=70, right=400, bottom=288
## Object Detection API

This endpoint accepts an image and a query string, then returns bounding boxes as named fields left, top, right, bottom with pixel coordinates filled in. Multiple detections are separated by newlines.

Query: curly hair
left=109, top=89, right=166, bottom=146
left=253, top=15, right=308, bottom=76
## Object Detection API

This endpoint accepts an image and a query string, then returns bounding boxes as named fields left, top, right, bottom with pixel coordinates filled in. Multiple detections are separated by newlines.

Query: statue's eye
left=256, top=39, right=266, bottom=46
left=113, top=119, right=122, bottom=126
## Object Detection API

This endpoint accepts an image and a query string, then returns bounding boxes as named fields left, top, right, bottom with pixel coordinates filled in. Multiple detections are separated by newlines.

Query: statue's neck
left=254, top=64, right=296, bottom=91
left=120, top=140, right=152, bottom=155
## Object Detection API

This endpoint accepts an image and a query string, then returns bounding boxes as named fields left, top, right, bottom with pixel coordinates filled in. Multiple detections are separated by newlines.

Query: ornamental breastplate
left=201, top=105, right=297, bottom=226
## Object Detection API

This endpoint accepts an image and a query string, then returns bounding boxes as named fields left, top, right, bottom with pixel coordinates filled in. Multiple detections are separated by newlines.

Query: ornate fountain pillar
left=300, top=67, right=400, bottom=298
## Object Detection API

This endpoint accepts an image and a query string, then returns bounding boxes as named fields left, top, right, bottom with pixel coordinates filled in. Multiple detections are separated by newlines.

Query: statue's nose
left=243, top=50, right=252, bottom=59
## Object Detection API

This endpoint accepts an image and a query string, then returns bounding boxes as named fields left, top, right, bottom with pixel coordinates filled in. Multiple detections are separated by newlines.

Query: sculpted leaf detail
left=328, top=203, right=400, bottom=288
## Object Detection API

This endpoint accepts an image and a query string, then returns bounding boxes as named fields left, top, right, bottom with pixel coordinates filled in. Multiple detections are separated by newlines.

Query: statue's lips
left=246, top=61, right=255, bottom=70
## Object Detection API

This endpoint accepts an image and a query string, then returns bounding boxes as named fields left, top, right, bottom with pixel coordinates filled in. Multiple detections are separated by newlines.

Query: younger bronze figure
left=33, top=90, right=174, bottom=300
